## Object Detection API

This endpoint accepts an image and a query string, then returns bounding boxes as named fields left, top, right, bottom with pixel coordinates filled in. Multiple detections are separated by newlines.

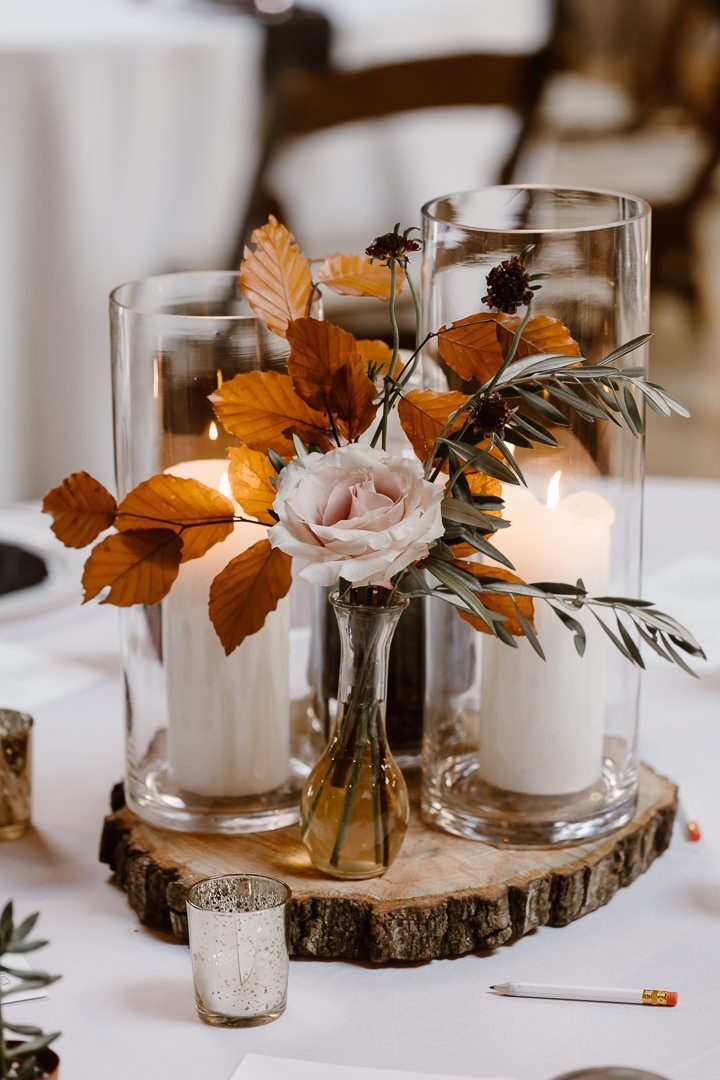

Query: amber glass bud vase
left=300, top=593, right=410, bottom=880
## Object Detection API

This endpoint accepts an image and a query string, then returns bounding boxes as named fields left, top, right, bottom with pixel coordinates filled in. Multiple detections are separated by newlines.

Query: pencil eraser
left=666, top=992, right=678, bottom=1007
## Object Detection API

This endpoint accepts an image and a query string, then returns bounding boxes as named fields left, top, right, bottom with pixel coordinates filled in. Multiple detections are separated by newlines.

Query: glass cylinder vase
left=110, top=272, right=323, bottom=834
left=301, top=593, right=410, bottom=879
left=421, top=186, right=650, bottom=846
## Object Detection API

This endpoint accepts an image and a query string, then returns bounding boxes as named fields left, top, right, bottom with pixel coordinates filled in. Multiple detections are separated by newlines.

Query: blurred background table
left=2, top=477, right=720, bottom=1079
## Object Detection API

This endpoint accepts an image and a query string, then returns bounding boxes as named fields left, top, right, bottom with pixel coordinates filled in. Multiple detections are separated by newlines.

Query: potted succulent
left=0, top=903, right=60, bottom=1080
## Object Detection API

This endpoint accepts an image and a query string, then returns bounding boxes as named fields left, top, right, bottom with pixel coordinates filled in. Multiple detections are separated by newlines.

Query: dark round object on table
left=550, top=1069, right=671, bottom=1079
left=0, top=542, right=48, bottom=596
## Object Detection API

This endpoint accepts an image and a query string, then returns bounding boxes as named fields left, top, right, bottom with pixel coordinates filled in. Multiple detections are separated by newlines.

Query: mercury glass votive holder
left=186, top=874, right=290, bottom=1027
left=0, top=710, right=33, bottom=840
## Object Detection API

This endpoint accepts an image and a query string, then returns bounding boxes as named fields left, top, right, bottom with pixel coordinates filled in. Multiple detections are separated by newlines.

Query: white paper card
left=231, top=1054, right=513, bottom=1080
left=0, top=953, right=49, bottom=1005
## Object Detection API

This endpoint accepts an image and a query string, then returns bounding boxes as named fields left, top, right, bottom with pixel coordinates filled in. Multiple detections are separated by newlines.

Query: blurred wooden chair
left=230, top=15, right=560, bottom=270
left=530, top=0, right=720, bottom=302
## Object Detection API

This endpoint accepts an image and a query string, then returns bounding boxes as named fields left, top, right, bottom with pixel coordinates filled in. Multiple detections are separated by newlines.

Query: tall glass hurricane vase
left=421, top=187, right=650, bottom=846
left=111, top=272, right=322, bottom=834
left=301, top=594, right=410, bottom=879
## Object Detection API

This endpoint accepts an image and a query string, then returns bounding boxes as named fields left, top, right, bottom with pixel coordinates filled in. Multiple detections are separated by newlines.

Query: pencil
left=490, top=982, right=678, bottom=1007
left=678, top=798, right=701, bottom=842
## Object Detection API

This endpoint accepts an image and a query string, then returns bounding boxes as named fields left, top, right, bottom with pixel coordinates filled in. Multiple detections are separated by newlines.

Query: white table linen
left=1, top=477, right=719, bottom=1080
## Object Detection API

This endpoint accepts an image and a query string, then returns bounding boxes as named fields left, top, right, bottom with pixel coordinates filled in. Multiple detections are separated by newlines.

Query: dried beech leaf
left=228, top=447, right=277, bottom=525
left=398, top=389, right=469, bottom=461
left=212, top=370, right=331, bottom=455
left=287, top=317, right=361, bottom=408
left=499, top=314, right=580, bottom=359
left=287, top=317, right=377, bottom=440
left=317, top=253, right=403, bottom=300
left=82, top=528, right=182, bottom=606
left=239, top=215, right=313, bottom=337
left=454, top=563, right=534, bottom=637
left=356, top=338, right=393, bottom=375
left=117, top=475, right=234, bottom=562
left=43, top=471, right=117, bottom=548
left=466, top=472, right=502, bottom=499
left=436, top=313, right=507, bottom=382
left=329, top=364, right=377, bottom=441
left=209, top=539, right=292, bottom=655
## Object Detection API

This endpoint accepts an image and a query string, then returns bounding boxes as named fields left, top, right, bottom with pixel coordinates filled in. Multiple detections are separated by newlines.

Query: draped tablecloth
left=1, top=477, right=719, bottom=1080
left=0, top=0, right=551, bottom=505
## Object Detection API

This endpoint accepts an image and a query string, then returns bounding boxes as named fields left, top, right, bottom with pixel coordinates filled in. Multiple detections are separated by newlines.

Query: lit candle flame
left=219, top=471, right=232, bottom=500
left=208, top=420, right=219, bottom=442
left=546, top=470, right=561, bottom=509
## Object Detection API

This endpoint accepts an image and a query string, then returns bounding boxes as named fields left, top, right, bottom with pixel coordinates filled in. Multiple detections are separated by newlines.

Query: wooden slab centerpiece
left=100, top=764, right=676, bottom=963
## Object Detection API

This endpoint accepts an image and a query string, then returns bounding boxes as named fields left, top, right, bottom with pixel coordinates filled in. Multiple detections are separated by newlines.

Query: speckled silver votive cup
left=0, top=710, right=33, bottom=840
left=186, top=874, right=290, bottom=1027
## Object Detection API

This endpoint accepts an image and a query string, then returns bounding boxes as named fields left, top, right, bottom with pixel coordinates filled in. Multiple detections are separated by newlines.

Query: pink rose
left=269, top=444, right=444, bottom=587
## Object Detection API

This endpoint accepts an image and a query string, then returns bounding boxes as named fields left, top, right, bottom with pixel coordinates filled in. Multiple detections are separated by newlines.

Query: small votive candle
left=186, top=874, right=290, bottom=1027
left=0, top=710, right=33, bottom=840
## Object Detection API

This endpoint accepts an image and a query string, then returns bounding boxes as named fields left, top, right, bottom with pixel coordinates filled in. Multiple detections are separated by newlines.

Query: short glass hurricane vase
left=300, top=594, right=410, bottom=879
left=110, top=272, right=323, bottom=834
left=421, top=186, right=650, bottom=846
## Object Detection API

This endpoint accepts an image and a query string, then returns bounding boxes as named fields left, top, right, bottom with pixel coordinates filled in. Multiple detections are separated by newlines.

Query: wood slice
left=99, top=764, right=676, bottom=963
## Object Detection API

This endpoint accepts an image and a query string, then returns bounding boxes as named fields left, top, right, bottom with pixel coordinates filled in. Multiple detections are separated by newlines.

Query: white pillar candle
left=479, top=472, right=615, bottom=796
left=163, top=459, right=290, bottom=798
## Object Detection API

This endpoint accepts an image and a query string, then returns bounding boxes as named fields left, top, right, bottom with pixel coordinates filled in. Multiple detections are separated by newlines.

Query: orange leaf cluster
left=45, top=470, right=237, bottom=605
left=438, top=313, right=579, bottom=384
left=317, top=253, right=403, bottom=301
left=212, top=369, right=331, bottom=456
left=212, top=316, right=378, bottom=452
left=239, top=216, right=313, bottom=337
left=454, top=564, right=535, bottom=637
left=287, top=318, right=376, bottom=440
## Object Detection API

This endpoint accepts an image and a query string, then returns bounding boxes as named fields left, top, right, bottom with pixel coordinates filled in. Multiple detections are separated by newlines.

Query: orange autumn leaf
left=466, top=472, right=502, bottom=498
left=287, top=318, right=363, bottom=409
left=239, top=215, right=313, bottom=337
left=209, top=539, right=292, bottom=655
left=82, top=528, right=182, bottom=606
left=356, top=338, right=393, bottom=376
left=228, top=446, right=277, bottom=525
left=287, top=317, right=377, bottom=440
left=398, top=388, right=469, bottom=461
left=317, top=253, right=403, bottom=301
left=499, top=313, right=580, bottom=359
left=116, top=475, right=234, bottom=563
left=212, top=370, right=331, bottom=455
left=329, top=363, right=377, bottom=441
left=446, top=474, right=503, bottom=559
left=454, top=563, right=534, bottom=637
left=436, top=313, right=507, bottom=382
left=43, top=471, right=117, bottom=548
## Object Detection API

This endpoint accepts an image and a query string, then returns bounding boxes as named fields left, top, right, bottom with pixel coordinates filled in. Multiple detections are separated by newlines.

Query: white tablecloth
left=1, top=477, right=719, bottom=1080
left=0, top=0, right=551, bottom=505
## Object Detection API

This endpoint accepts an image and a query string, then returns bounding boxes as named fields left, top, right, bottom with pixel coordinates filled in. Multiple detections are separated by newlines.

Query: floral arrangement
left=43, top=216, right=702, bottom=674
left=43, top=215, right=705, bottom=877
